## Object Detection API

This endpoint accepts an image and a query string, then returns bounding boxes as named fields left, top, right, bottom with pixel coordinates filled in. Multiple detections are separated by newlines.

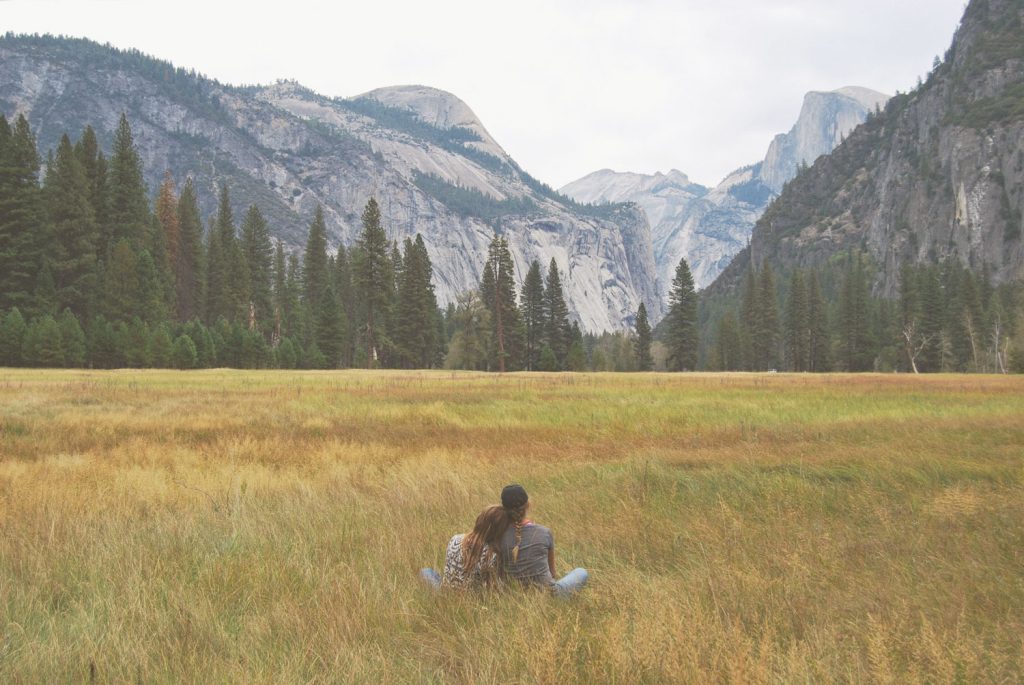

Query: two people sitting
left=420, top=484, right=589, bottom=598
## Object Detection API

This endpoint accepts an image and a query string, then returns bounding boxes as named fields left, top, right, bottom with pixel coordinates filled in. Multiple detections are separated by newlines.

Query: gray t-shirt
left=499, top=523, right=554, bottom=587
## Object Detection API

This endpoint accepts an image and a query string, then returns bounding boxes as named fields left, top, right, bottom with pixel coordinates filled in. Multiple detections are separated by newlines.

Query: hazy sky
left=5, top=0, right=966, bottom=188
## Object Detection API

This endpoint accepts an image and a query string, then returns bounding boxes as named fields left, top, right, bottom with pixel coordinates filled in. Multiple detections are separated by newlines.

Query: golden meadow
left=1, top=370, right=1022, bottom=683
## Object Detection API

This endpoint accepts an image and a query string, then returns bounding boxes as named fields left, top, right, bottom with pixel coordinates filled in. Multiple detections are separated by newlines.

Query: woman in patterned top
left=420, top=505, right=505, bottom=589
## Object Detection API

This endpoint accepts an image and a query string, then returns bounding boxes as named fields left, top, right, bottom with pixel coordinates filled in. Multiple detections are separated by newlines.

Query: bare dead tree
left=902, top=321, right=931, bottom=374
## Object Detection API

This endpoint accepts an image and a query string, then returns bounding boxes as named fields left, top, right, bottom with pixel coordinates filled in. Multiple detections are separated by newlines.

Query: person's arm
left=548, top=529, right=557, bottom=577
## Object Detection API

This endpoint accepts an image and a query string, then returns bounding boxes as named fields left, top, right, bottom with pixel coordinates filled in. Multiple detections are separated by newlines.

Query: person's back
left=498, top=522, right=554, bottom=587
left=496, top=484, right=588, bottom=597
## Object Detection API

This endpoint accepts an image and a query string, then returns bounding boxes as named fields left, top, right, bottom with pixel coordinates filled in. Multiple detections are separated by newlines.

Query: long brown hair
left=462, top=505, right=508, bottom=575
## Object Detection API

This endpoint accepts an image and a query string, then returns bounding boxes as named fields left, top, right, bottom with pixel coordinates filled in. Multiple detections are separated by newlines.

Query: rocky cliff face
left=706, top=0, right=1024, bottom=300
left=561, top=88, right=886, bottom=295
left=758, top=87, right=889, bottom=193
left=0, top=36, right=662, bottom=331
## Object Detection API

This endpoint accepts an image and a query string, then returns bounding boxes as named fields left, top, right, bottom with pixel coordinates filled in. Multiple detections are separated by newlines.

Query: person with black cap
left=498, top=483, right=589, bottom=598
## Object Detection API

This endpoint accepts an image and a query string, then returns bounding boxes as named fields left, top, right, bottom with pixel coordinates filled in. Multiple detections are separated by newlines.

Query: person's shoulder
left=448, top=533, right=465, bottom=548
left=529, top=523, right=553, bottom=537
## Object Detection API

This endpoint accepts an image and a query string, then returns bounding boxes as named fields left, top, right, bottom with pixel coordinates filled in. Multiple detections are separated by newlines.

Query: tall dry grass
left=1, top=370, right=1022, bottom=683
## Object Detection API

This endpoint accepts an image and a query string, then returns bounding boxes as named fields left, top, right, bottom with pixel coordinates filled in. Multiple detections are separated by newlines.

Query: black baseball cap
left=501, top=484, right=529, bottom=509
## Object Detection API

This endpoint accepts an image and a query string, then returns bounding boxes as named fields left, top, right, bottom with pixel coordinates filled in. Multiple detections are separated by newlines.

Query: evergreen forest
left=0, top=111, right=1021, bottom=373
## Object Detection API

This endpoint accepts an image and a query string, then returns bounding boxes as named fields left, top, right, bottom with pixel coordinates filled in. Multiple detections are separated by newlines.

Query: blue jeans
left=553, top=568, right=589, bottom=598
left=420, top=567, right=442, bottom=589
left=419, top=566, right=589, bottom=596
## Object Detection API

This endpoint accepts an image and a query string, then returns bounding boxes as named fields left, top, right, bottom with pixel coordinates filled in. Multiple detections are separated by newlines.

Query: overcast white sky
left=5, top=0, right=966, bottom=188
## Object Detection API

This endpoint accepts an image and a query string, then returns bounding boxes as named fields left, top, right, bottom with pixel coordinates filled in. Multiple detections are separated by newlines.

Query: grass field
left=1, top=370, right=1022, bottom=683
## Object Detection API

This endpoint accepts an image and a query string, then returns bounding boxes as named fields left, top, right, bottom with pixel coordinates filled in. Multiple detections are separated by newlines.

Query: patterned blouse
left=441, top=533, right=496, bottom=588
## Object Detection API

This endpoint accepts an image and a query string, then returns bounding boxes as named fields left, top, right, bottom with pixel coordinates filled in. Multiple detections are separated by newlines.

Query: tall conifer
left=807, top=270, right=831, bottom=371
left=302, top=205, right=330, bottom=321
left=634, top=302, right=653, bottom=371
left=44, top=133, right=97, bottom=319
left=106, top=114, right=149, bottom=250
left=543, top=258, right=571, bottom=367
left=394, top=235, right=438, bottom=368
left=480, top=234, right=522, bottom=372
left=0, top=115, right=44, bottom=314
left=756, top=264, right=780, bottom=370
left=354, top=198, right=392, bottom=367
left=241, top=205, right=274, bottom=333
left=520, top=259, right=545, bottom=371
left=665, top=257, right=698, bottom=371
left=785, top=269, right=809, bottom=371
left=175, top=178, right=204, bottom=322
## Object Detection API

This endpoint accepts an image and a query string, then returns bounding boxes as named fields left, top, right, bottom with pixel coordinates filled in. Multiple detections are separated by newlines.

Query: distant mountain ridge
left=703, top=0, right=1024, bottom=303
left=0, top=34, right=662, bottom=332
left=562, top=87, right=888, bottom=295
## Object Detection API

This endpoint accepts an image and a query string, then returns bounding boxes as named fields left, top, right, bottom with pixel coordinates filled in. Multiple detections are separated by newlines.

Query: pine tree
left=0, top=115, right=44, bottom=315
left=543, top=258, right=571, bottom=368
left=898, top=262, right=921, bottom=372
left=315, top=281, right=346, bottom=368
left=273, top=240, right=287, bottom=342
left=57, top=308, right=87, bottom=367
left=172, top=334, right=198, bottom=369
left=35, top=261, right=57, bottom=318
left=74, top=126, right=107, bottom=245
left=444, top=292, right=491, bottom=370
left=241, top=204, right=274, bottom=334
left=565, top=340, right=587, bottom=371
left=334, top=244, right=356, bottom=366
left=302, top=205, right=330, bottom=323
left=155, top=172, right=180, bottom=294
left=147, top=324, right=174, bottom=367
left=394, top=235, right=438, bottom=368
left=354, top=199, right=393, bottom=367
left=634, top=302, right=653, bottom=371
left=538, top=345, right=558, bottom=371
left=756, top=264, right=780, bottom=370
left=665, top=258, right=698, bottom=371
left=22, top=315, right=64, bottom=368
left=44, top=133, right=97, bottom=319
left=739, top=268, right=759, bottom=370
left=480, top=234, right=523, bottom=372
left=135, top=248, right=168, bottom=324
left=147, top=211, right=174, bottom=319
left=807, top=270, right=831, bottom=372
left=175, top=178, right=204, bottom=323
left=275, top=337, right=297, bottom=369
left=520, top=259, right=545, bottom=371
left=102, top=239, right=139, bottom=321
left=836, top=255, right=869, bottom=371
left=284, top=252, right=304, bottom=344
left=86, top=315, right=119, bottom=368
left=106, top=114, right=150, bottom=250
left=0, top=307, right=27, bottom=366
left=216, top=184, right=248, bottom=322
left=918, top=266, right=944, bottom=372
left=785, top=269, right=809, bottom=371
left=713, top=310, right=742, bottom=371
left=184, top=320, right=216, bottom=368
left=949, top=267, right=983, bottom=371
left=203, top=218, right=226, bottom=324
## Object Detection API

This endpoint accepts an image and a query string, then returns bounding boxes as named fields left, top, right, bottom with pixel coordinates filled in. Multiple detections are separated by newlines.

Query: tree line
left=0, top=112, right=446, bottom=369
left=1, top=110, right=1021, bottom=373
left=0, top=111, right=627, bottom=372
left=704, top=254, right=1024, bottom=373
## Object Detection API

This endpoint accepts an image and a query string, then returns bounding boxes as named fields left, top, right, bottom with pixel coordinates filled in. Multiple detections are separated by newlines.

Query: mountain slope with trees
left=0, top=34, right=661, bottom=332
left=698, top=0, right=1024, bottom=373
